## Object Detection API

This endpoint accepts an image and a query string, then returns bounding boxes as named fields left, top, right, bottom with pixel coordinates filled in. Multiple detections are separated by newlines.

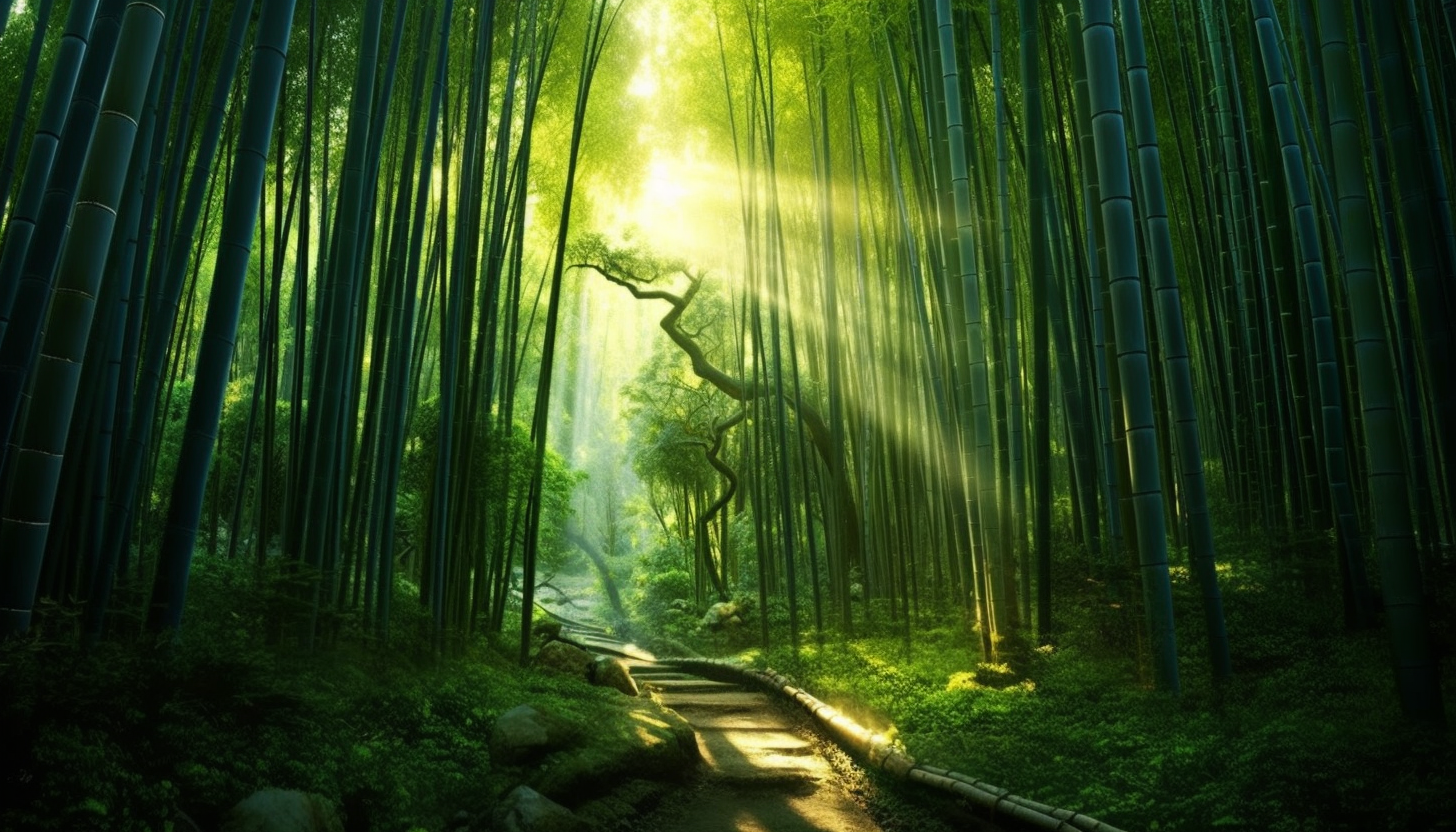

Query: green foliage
left=206, top=380, right=294, bottom=542
left=621, top=320, right=737, bottom=493
left=569, top=232, right=686, bottom=286
left=0, top=553, right=648, bottom=832
left=400, top=398, right=584, bottom=572
left=0, top=0, right=61, bottom=152
left=144, top=376, right=293, bottom=552
left=727, top=540, right=1456, bottom=832
left=627, top=536, right=695, bottom=635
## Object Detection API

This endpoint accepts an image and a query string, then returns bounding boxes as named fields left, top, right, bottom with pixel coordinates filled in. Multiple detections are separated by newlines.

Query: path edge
left=656, top=657, right=1132, bottom=832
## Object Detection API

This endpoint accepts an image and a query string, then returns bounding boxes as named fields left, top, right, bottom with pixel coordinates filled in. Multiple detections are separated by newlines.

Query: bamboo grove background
left=0, top=0, right=1451, bottom=723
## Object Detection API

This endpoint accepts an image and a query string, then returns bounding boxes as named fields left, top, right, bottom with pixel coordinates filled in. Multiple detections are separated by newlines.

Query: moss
left=528, top=699, right=699, bottom=803
left=0, top=561, right=679, bottom=832
left=573, top=779, right=674, bottom=830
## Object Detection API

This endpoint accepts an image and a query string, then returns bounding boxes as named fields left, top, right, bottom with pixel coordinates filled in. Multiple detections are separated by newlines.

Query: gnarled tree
left=571, top=234, right=863, bottom=586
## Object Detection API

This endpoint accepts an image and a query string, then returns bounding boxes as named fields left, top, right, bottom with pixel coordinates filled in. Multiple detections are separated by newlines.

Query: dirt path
left=564, top=631, right=884, bottom=832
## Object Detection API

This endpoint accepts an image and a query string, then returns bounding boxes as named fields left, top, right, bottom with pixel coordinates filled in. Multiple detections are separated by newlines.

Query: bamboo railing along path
left=662, top=658, right=1128, bottom=832
left=538, top=607, right=1131, bottom=832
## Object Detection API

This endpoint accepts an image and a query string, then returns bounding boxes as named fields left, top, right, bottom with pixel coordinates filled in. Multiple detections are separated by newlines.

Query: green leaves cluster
left=403, top=398, right=584, bottom=570
left=569, top=231, right=686, bottom=286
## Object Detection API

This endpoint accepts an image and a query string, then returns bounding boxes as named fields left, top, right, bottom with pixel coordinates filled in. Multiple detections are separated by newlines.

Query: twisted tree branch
left=572, top=254, right=863, bottom=579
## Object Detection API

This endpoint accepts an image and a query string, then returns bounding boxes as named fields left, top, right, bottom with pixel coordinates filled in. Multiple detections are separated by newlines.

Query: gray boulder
left=493, top=786, right=587, bottom=832
left=219, top=790, right=343, bottom=832
left=491, top=704, right=574, bottom=765
left=700, top=601, right=739, bottom=629
left=589, top=655, right=640, bottom=696
left=534, top=639, right=592, bottom=678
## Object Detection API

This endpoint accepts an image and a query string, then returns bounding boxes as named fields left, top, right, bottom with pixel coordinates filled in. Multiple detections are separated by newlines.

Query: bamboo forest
left=2, top=0, right=1456, bottom=829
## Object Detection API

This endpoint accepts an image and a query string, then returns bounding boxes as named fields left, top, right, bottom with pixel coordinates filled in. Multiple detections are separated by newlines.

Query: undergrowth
left=719, top=530, right=1456, bottom=832
left=0, top=555, right=628, bottom=832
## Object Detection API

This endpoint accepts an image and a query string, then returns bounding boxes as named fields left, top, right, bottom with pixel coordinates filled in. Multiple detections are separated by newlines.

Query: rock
left=491, top=704, right=575, bottom=765
left=531, top=700, right=699, bottom=800
left=492, top=786, right=587, bottom=832
left=700, top=599, right=753, bottom=629
left=534, top=639, right=592, bottom=678
left=219, top=790, right=343, bottom=832
left=700, top=601, right=738, bottom=629
left=590, top=655, right=640, bottom=696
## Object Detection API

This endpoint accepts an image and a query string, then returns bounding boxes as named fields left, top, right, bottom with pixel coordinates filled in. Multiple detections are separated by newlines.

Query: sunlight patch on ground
left=736, top=647, right=764, bottom=664
left=631, top=711, right=671, bottom=730
left=946, top=671, right=1036, bottom=694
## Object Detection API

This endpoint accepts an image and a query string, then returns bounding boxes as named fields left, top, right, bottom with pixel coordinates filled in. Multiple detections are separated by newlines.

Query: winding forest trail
left=544, top=604, right=1118, bottom=832
left=556, top=622, right=889, bottom=832
left=630, top=659, right=883, bottom=832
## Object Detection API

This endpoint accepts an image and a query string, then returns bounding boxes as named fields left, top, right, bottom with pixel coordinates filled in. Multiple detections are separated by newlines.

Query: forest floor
left=8, top=530, right=1452, bottom=832
left=0, top=557, right=702, bottom=832
left=696, top=548, right=1456, bottom=832
left=607, top=517, right=1456, bottom=832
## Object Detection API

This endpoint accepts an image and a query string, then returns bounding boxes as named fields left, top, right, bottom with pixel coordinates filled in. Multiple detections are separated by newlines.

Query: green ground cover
left=711, top=540, right=1456, bottom=832
left=0, top=557, right=647, bottom=832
